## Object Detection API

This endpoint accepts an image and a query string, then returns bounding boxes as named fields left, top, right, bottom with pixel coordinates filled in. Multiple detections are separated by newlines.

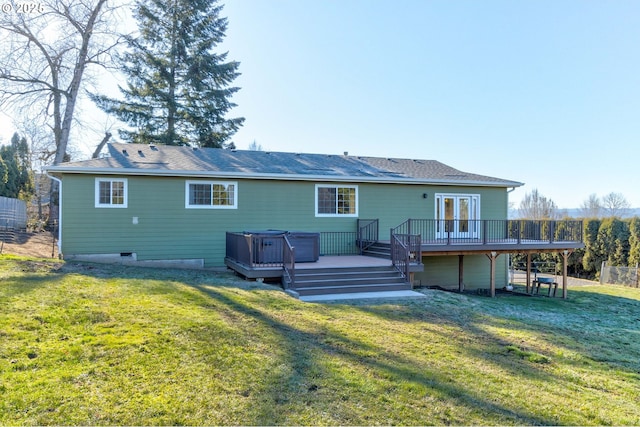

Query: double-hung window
left=315, top=184, right=358, bottom=217
left=185, top=181, right=237, bottom=209
left=95, top=178, right=128, bottom=208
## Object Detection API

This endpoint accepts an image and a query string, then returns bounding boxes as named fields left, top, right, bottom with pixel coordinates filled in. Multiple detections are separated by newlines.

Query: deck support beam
left=458, top=255, right=464, bottom=293
left=526, top=253, right=532, bottom=293
left=486, top=251, right=499, bottom=298
left=561, top=249, right=572, bottom=299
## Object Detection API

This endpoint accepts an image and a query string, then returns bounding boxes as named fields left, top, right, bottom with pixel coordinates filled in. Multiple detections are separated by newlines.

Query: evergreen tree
left=0, top=133, right=33, bottom=199
left=595, top=218, right=630, bottom=267
left=582, top=218, right=602, bottom=276
left=92, top=0, right=244, bottom=148
left=627, top=217, right=640, bottom=266
left=0, top=156, right=8, bottom=195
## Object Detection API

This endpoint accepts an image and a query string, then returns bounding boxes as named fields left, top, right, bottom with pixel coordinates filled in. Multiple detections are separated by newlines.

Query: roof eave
left=45, top=166, right=524, bottom=188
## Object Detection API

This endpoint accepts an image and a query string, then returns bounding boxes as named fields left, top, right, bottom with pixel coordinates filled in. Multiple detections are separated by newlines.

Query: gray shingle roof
left=46, top=143, right=523, bottom=188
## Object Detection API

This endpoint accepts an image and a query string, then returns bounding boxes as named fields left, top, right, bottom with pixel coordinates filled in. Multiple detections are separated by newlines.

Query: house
left=45, top=143, right=584, bottom=298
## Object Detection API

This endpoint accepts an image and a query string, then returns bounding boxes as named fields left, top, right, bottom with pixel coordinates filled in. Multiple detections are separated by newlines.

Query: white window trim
left=434, top=193, right=481, bottom=238
left=95, top=178, right=128, bottom=208
left=434, top=193, right=481, bottom=219
left=185, top=180, right=238, bottom=209
left=315, top=184, right=358, bottom=217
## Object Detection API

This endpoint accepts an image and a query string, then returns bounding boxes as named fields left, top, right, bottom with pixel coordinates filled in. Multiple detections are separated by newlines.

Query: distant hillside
left=509, top=208, right=640, bottom=219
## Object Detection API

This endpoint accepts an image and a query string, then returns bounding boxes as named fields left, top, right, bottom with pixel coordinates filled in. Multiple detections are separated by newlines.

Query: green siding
left=415, top=255, right=509, bottom=290
left=60, top=174, right=510, bottom=274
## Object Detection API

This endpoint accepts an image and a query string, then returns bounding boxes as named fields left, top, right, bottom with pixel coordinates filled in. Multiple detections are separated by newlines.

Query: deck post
left=486, top=251, right=498, bottom=298
left=561, top=249, right=571, bottom=299
left=526, top=253, right=532, bottom=293
left=458, top=255, right=464, bottom=293
left=248, top=235, right=254, bottom=267
left=482, top=220, right=487, bottom=244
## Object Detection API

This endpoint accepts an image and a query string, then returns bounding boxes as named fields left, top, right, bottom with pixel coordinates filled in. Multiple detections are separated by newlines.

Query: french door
left=435, top=194, right=480, bottom=239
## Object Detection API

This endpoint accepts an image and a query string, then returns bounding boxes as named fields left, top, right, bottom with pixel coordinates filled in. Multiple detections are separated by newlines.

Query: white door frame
left=435, top=193, right=480, bottom=239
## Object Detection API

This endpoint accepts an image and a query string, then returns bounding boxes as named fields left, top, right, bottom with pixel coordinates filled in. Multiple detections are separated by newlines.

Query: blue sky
left=1, top=0, right=638, bottom=209
left=218, top=0, right=640, bottom=209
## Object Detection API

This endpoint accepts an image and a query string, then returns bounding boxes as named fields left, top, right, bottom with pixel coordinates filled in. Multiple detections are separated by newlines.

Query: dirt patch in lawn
left=0, top=230, right=59, bottom=259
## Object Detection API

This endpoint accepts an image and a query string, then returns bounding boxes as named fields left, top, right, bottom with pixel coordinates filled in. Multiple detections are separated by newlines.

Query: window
left=186, top=181, right=237, bottom=209
left=95, top=178, right=128, bottom=208
left=315, top=185, right=358, bottom=217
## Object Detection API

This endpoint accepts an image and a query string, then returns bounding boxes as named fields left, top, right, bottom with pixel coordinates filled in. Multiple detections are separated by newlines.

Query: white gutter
left=44, top=166, right=524, bottom=188
left=45, top=173, right=63, bottom=257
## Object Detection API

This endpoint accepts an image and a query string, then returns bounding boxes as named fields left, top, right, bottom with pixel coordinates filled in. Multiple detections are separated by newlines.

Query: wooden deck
left=373, top=238, right=584, bottom=256
left=225, top=255, right=397, bottom=280
left=225, top=219, right=584, bottom=298
left=419, top=239, right=584, bottom=255
left=296, top=255, right=392, bottom=269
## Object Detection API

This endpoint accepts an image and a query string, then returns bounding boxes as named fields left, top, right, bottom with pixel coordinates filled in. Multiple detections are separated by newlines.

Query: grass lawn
left=1, top=255, right=640, bottom=425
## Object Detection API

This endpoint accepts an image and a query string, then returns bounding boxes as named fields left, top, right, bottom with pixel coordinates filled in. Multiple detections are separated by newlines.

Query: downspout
left=507, top=186, right=517, bottom=217
left=506, top=186, right=517, bottom=290
left=46, top=173, right=63, bottom=257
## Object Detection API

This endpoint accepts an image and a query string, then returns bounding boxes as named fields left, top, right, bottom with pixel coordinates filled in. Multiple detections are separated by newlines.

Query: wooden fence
left=0, top=196, right=27, bottom=230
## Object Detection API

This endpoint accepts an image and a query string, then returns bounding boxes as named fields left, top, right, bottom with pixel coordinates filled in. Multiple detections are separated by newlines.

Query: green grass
left=2, top=254, right=640, bottom=425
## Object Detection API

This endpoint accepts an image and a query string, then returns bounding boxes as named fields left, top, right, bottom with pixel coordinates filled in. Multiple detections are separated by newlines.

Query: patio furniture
left=533, top=277, right=558, bottom=297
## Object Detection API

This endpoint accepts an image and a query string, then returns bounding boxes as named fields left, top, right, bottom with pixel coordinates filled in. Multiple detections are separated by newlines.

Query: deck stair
left=362, top=241, right=391, bottom=259
left=286, top=265, right=411, bottom=297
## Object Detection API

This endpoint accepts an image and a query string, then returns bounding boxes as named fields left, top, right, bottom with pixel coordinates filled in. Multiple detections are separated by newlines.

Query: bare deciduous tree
left=602, top=192, right=631, bottom=218
left=518, top=188, right=559, bottom=220
left=0, top=0, right=122, bottom=165
left=579, top=193, right=602, bottom=218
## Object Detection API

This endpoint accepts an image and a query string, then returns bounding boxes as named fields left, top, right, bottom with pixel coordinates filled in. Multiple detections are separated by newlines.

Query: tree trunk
left=54, top=0, right=109, bottom=165
left=92, top=132, right=112, bottom=159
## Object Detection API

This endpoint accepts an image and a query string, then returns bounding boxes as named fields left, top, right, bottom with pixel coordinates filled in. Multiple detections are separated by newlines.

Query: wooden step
left=296, top=265, right=393, bottom=275
left=294, top=282, right=412, bottom=296
left=363, top=243, right=391, bottom=259
left=285, top=264, right=411, bottom=297
left=294, top=276, right=406, bottom=288
left=363, top=249, right=391, bottom=259
left=295, top=269, right=400, bottom=281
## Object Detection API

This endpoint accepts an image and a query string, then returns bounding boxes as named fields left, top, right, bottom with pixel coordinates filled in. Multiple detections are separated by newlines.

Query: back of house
left=47, top=143, right=554, bottom=292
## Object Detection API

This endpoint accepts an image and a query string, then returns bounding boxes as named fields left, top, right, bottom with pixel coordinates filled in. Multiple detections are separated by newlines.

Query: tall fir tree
left=629, top=217, right=640, bottom=266
left=0, top=133, right=33, bottom=199
left=92, top=0, right=244, bottom=148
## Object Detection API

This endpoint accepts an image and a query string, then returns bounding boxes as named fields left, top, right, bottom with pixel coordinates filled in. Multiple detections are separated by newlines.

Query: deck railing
left=391, top=219, right=583, bottom=245
left=390, top=232, right=422, bottom=281
left=226, top=220, right=584, bottom=269
left=320, top=231, right=359, bottom=255
left=390, top=234, right=411, bottom=280
left=226, top=232, right=287, bottom=268
left=283, top=235, right=295, bottom=288
left=392, top=232, right=422, bottom=261
left=357, top=219, right=379, bottom=253
left=226, top=231, right=360, bottom=268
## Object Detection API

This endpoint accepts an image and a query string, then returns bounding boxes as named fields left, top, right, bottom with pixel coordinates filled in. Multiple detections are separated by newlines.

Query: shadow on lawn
left=0, top=259, right=67, bottom=298
left=354, top=288, right=640, bottom=387
left=8, top=259, right=637, bottom=424
left=187, top=283, right=557, bottom=425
